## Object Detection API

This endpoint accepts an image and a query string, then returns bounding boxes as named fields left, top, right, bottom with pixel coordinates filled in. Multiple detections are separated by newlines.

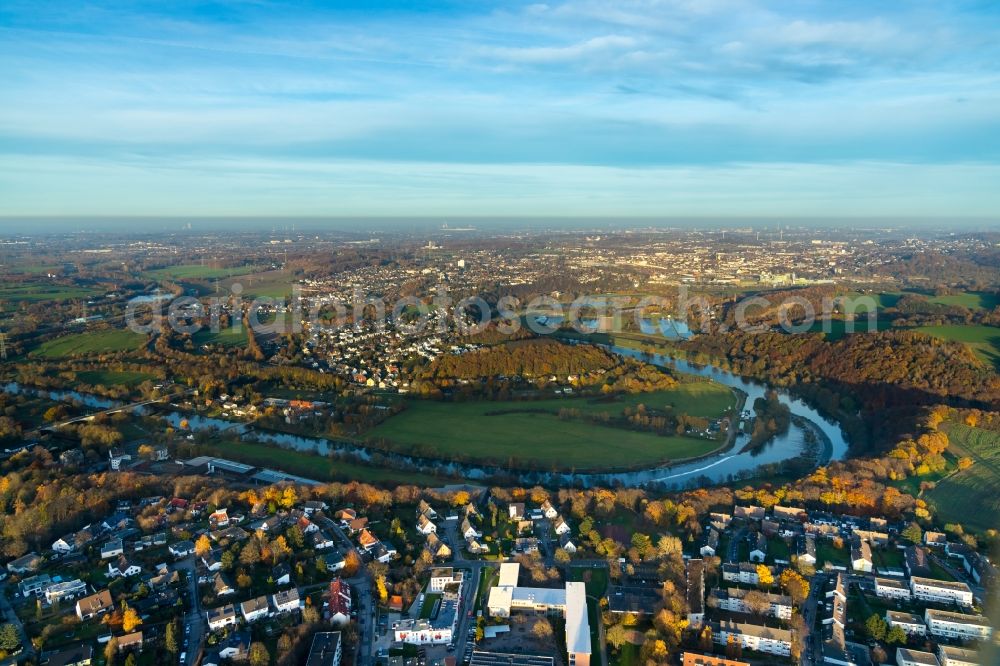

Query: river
left=3, top=343, right=848, bottom=489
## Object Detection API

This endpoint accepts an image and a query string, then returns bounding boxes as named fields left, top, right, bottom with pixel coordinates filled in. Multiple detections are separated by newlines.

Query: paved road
left=316, top=513, right=376, bottom=666
left=0, top=583, right=33, bottom=666
left=174, top=556, right=205, bottom=665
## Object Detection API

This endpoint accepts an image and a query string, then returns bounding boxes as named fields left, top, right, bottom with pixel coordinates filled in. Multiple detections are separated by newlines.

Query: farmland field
left=146, top=263, right=255, bottom=280
left=925, top=423, right=1000, bottom=532
left=924, top=291, right=1000, bottom=310
left=0, top=282, right=103, bottom=304
left=912, top=324, right=1000, bottom=368
left=75, top=370, right=157, bottom=387
left=198, top=436, right=447, bottom=486
left=33, top=329, right=147, bottom=358
left=192, top=326, right=249, bottom=348
left=367, top=380, right=736, bottom=470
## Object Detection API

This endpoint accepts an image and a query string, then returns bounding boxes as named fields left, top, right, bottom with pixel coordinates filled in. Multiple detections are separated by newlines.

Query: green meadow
left=34, top=329, right=147, bottom=358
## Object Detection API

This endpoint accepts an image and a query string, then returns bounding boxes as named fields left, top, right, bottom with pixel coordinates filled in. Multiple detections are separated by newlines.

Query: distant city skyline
left=1, top=1, right=999, bottom=219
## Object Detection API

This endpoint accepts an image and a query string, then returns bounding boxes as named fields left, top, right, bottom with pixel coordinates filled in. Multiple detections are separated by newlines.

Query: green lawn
left=146, top=263, right=254, bottom=280
left=913, top=324, right=1000, bottom=369
left=419, top=593, right=442, bottom=619
left=76, top=369, right=157, bottom=387
left=199, top=437, right=449, bottom=487
left=367, top=381, right=735, bottom=471
left=33, top=329, right=147, bottom=358
left=806, top=318, right=892, bottom=341
left=192, top=326, right=248, bottom=348
left=925, top=423, right=1000, bottom=533
left=0, top=282, right=103, bottom=303
left=925, top=291, right=1000, bottom=311
left=815, top=540, right=849, bottom=568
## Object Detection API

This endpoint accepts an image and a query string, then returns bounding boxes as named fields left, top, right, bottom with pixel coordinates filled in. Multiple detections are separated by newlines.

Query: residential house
left=905, top=546, right=932, bottom=578
left=909, top=577, right=973, bottom=606
left=209, top=508, right=230, bottom=528
left=461, top=518, right=481, bottom=540
left=885, top=611, right=926, bottom=637
left=424, top=533, right=452, bottom=561
left=100, top=539, right=124, bottom=559
left=312, top=530, right=335, bottom=550
left=749, top=532, right=767, bottom=563
left=709, top=588, right=793, bottom=620
left=6, top=552, right=42, bottom=574
left=711, top=619, right=791, bottom=657
left=116, top=632, right=143, bottom=654
left=272, top=588, right=300, bottom=614
left=212, top=573, right=236, bottom=597
left=553, top=516, right=571, bottom=536
left=203, top=631, right=252, bottom=666
left=875, top=577, right=911, bottom=600
left=109, top=449, right=131, bottom=471
left=923, top=532, right=947, bottom=548
left=700, top=529, right=719, bottom=557
left=734, top=505, right=766, bottom=520
left=540, top=500, right=558, bottom=519
left=168, top=540, right=195, bottom=558
left=560, top=534, right=578, bottom=554
left=76, top=590, right=113, bottom=620
left=358, top=529, right=380, bottom=551
left=241, top=595, right=271, bottom=623
left=418, top=500, right=437, bottom=519
left=851, top=538, right=873, bottom=573
left=44, top=579, right=87, bottom=604
left=687, top=559, right=705, bottom=628
left=896, top=648, right=940, bottom=666
left=936, top=645, right=980, bottom=666
left=417, top=514, right=437, bottom=536
left=327, top=579, right=352, bottom=626
left=347, top=517, right=369, bottom=534
left=923, top=609, right=992, bottom=641
left=19, top=574, right=52, bottom=598
left=303, top=500, right=328, bottom=515
left=107, top=554, right=141, bottom=578
left=508, top=503, right=525, bottom=520
left=306, top=631, right=342, bottom=666
left=798, top=535, right=817, bottom=566
left=46, top=644, right=93, bottom=666
left=206, top=604, right=238, bottom=631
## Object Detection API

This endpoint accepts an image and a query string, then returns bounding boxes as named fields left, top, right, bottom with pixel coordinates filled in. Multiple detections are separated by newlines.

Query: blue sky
left=1, top=0, right=999, bottom=218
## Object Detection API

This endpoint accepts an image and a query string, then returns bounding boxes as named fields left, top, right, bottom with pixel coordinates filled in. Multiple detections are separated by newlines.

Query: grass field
left=912, top=324, right=1000, bottom=368
left=925, top=423, right=1000, bottom=533
left=806, top=318, right=892, bottom=340
left=33, top=329, right=147, bottom=358
left=193, top=326, right=249, bottom=348
left=924, top=291, right=1000, bottom=310
left=75, top=369, right=157, bottom=387
left=146, top=263, right=255, bottom=280
left=367, top=381, right=736, bottom=470
left=0, top=282, right=103, bottom=303
left=202, top=437, right=449, bottom=486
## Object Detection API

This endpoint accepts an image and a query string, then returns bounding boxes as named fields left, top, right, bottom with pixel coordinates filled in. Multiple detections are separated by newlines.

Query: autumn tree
left=249, top=642, right=270, bottom=666
left=195, top=534, right=212, bottom=557
left=742, top=590, right=772, bottom=618
left=779, top=568, right=810, bottom=606
left=165, top=620, right=178, bottom=655
left=122, top=606, right=142, bottom=633
left=606, top=624, right=627, bottom=651
left=755, top=564, right=774, bottom=589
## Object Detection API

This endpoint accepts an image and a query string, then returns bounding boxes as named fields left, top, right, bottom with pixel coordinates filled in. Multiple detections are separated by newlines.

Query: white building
left=271, top=588, right=300, bottom=615
left=44, top=579, right=87, bottom=604
left=885, top=611, right=925, bottom=637
left=896, top=648, right=939, bottom=666
left=241, top=596, right=270, bottom=623
left=923, top=609, right=992, bottom=641
left=429, top=568, right=463, bottom=594
left=709, top=588, right=793, bottom=620
left=206, top=604, right=238, bottom=631
left=936, top=645, right=980, bottom=666
left=909, top=577, right=973, bottom=606
left=875, top=577, right=911, bottom=600
left=393, top=619, right=453, bottom=645
left=712, top=619, right=791, bottom=657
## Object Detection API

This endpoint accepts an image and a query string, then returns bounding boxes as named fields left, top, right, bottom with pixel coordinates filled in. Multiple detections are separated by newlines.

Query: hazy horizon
left=2, top=1, right=999, bottom=219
